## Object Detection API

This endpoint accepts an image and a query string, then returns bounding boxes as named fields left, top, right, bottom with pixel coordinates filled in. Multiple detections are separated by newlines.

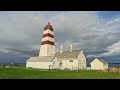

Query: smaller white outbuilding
left=26, top=56, right=60, bottom=69
left=90, top=58, right=109, bottom=70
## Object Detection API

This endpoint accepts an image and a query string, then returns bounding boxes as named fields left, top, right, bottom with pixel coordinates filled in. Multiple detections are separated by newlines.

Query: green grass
left=0, top=66, right=120, bottom=79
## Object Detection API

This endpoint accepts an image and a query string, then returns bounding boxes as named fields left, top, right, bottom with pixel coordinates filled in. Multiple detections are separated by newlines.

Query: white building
left=26, top=56, right=60, bottom=69
left=26, top=22, right=87, bottom=70
left=90, top=58, right=109, bottom=70
left=26, top=49, right=87, bottom=70
left=51, top=50, right=87, bottom=70
left=26, top=22, right=55, bottom=69
left=39, top=22, right=55, bottom=57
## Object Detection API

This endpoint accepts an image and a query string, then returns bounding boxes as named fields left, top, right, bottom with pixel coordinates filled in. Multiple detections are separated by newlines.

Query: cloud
left=0, top=11, right=120, bottom=63
left=50, top=12, right=120, bottom=58
left=101, top=41, right=120, bottom=56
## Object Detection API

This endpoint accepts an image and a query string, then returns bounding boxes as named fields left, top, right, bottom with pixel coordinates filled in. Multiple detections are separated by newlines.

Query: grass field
left=0, top=66, right=120, bottom=79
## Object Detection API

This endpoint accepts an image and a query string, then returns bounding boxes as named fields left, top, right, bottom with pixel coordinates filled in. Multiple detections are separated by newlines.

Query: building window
left=69, top=60, right=73, bottom=62
left=51, top=53, right=52, bottom=55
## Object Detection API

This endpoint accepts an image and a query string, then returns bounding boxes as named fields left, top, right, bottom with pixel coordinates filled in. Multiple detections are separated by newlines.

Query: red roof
left=44, top=22, right=53, bottom=31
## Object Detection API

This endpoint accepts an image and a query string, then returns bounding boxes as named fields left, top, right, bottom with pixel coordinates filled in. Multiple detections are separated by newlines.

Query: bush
left=104, top=68, right=120, bottom=73
left=64, top=68, right=70, bottom=71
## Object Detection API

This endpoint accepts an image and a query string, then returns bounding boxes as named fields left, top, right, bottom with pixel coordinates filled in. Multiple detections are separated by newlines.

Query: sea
left=0, top=63, right=26, bottom=66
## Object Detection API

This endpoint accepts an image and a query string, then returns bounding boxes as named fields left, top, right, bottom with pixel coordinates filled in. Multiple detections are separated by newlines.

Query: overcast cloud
left=0, top=11, right=120, bottom=63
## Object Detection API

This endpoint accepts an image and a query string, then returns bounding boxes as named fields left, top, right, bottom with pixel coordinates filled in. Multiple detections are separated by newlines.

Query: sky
left=0, top=11, right=120, bottom=64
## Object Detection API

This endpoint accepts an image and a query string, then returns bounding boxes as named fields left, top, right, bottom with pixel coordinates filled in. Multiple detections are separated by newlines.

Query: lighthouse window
left=51, top=53, right=52, bottom=55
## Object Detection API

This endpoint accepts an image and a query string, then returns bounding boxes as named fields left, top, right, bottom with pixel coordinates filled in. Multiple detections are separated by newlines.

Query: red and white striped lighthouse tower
left=39, top=22, right=55, bottom=56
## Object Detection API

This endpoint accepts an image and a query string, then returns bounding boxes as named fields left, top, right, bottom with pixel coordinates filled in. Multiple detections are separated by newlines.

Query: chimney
left=70, top=45, right=72, bottom=52
left=60, top=45, right=63, bottom=53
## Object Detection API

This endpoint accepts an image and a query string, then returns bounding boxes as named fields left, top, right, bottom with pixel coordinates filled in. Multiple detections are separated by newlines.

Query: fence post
left=49, top=65, right=51, bottom=71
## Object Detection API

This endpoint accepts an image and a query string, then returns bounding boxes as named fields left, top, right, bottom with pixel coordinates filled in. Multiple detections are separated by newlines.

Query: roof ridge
left=54, top=49, right=82, bottom=58
left=56, top=49, right=81, bottom=53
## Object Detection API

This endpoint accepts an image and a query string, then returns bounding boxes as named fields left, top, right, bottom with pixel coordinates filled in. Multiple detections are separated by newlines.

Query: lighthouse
left=26, top=22, right=87, bottom=70
left=39, top=22, right=55, bottom=56
left=26, top=22, right=56, bottom=69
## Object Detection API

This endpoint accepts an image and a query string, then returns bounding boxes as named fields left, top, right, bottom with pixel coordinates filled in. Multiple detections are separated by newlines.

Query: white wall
left=60, top=59, right=78, bottom=70
left=77, top=50, right=87, bottom=69
left=39, top=45, right=47, bottom=56
left=39, top=28, right=55, bottom=56
left=51, top=57, right=60, bottom=69
left=104, top=65, right=108, bottom=69
left=42, top=37, right=54, bottom=42
left=26, top=62, right=51, bottom=69
left=43, top=29, right=54, bottom=35
left=90, top=58, right=108, bottom=70
left=39, top=44, right=55, bottom=56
